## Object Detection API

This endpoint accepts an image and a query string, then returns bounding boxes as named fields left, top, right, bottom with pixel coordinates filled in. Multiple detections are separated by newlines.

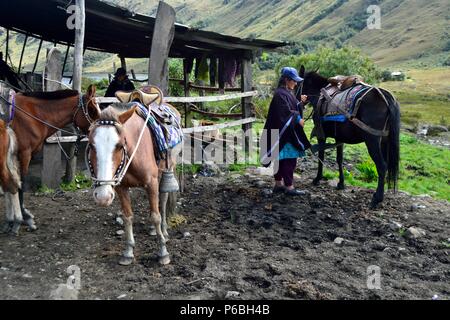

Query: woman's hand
left=300, top=95, right=308, bottom=103
left=299, top=118, right=305, bottom=127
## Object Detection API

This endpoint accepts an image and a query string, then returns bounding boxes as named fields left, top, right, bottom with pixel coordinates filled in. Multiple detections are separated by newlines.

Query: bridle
left=85, top=119, right=129, bottom=188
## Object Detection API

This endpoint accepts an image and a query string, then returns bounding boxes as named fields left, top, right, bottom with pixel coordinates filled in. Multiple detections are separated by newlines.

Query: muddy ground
left=0, top=161, right=449, bottom=300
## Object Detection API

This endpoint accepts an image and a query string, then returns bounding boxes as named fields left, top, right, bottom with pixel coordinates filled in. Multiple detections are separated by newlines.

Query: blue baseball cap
left=281, top=67, right=303, bottom=82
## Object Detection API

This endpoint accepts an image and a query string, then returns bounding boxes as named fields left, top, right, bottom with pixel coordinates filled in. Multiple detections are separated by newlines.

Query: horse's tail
left=379, top=88, right=400, bottom=191
left=0, top=121, right=21, bottom=193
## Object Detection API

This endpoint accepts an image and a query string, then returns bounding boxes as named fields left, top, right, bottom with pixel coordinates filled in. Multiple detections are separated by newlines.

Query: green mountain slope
left=0, top=0, right=448, bottom=74
left=112, top=0, right=450, bottom=66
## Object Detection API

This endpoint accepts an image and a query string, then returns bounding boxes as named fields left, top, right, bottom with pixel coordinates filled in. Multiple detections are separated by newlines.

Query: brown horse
left=0, top=85, right=100, bottom=234
left=87, top=103, right=182, bottom=266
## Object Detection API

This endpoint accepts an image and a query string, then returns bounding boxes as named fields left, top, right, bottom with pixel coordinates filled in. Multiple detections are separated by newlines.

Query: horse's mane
left=99, top=107, right=120, bottom=122
left=307, top=71, right=329, bottom=87
left=22, top=90, right=79, bottom=100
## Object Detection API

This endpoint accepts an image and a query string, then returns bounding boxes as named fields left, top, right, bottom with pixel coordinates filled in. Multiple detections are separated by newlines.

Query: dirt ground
left=0, top=162, right=449, bottom=300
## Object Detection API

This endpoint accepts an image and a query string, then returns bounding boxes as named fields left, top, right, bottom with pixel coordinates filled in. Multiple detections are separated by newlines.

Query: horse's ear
left=87, top=84, right=96, bottom=97
left=299, top=65, right=305, bottom=78
left=118, top=106, right=136, bottom=124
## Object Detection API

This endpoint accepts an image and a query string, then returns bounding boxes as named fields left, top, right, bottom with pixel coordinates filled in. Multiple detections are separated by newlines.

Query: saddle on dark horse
left=313, top=75, right=389, bottom=139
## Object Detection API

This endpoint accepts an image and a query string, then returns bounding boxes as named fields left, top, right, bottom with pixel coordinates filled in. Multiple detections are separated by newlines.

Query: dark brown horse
left=298, top=66, right=400, bottom=208
left=0, top=85, right=100, bottom=234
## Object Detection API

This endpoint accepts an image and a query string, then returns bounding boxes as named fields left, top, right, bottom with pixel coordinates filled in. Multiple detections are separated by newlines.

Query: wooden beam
left=182, top=117, right=256, bottom=134
left=189, top=107, right=242, bottom=119
left=96, top=90, right=258, bottom=104
left=148, top=2, right=176, bottom=95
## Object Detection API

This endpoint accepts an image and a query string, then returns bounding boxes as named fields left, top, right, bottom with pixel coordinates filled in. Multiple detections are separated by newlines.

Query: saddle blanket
left=134, top=102, right=183, bottom=159
left=319, top=84, right=371, bottom=123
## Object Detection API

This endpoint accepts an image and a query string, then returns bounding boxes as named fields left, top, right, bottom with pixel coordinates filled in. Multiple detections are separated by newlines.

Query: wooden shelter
left=0, top=0, right=287, bottom=187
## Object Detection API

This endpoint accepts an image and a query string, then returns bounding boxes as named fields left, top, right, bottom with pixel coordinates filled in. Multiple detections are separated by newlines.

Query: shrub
left=276, top=46, right=381, bottom=84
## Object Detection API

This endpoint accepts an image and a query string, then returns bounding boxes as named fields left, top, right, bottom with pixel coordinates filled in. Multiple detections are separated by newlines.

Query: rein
left=86, top=105, right=153, bottom=188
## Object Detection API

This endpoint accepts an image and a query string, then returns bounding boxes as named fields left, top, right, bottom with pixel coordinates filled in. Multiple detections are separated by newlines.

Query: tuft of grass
left=60, top=173, right=92, bottom=191
left=37, top=185, right=55, bottom=195
left=356, top=160, right=378, bottom=182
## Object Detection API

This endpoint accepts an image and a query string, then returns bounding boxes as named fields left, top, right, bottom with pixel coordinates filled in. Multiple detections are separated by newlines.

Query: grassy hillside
left=111, top=0, right=450, bottom=67
left=1, top=0, right=448, bottom=72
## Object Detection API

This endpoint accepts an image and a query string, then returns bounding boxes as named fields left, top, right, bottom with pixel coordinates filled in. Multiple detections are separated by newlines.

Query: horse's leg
left=2, top=193, right=14, bottom=233
left=313, top=139, right=325, bottom=185
left=19, top=188, right=37, bottom=231
left=365, top=137, right=387, bottom=209
left=147, top=179, right=170, bottom=265
left=159, top=192, right=170, bottom=240
left=115, top=187, right=135, bottom=266
left=336, top=143, right=345, bottom=190
left=4, top=192, right=22, bottom=235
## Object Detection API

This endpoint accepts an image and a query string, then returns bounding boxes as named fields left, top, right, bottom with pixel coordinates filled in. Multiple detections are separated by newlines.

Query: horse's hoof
left=24, top=219, right=37, bottom=232
left=369, top=199, right=382, bottom=210
left=149, top=227, right=157, bottom=236
left=118, top=256, right=134, bottom=266
left=337, top=183, right=345, bottom=190
left=10, top=222, right=21, bottom=236
left=2, top=222, right=13, bottom=234
left=312, top=178, right=321, bottom=186
left=158, top=255, right=171, bottom=265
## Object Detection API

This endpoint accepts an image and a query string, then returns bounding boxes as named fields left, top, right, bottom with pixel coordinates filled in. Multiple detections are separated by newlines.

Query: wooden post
left=31, top=39, right=43, bottom=74
left=65, top=0, right=85, bottom=183
left=42, top=47, right=63, bottom=189
left=241, top=56, right=253, bottom=160
left=183, top=58, right=192, bottom=128
left=148, top=1, right=176, bottom=95
left=120, top=55, right=127, bottom=72
left=18, top=34, right=28, bottom=74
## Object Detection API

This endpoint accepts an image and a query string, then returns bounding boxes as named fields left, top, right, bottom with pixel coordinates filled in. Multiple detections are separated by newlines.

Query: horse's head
left=87, top=106, right=136, bottom=207
left=297, top=65, right=329, bottom=108
left=74, top=84, right=101, bottom=133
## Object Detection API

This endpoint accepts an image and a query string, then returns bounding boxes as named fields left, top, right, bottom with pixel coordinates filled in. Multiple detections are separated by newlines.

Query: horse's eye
left=116, top=143, right=123, bottom=150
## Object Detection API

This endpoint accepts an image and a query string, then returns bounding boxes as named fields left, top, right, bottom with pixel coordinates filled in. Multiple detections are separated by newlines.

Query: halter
left=85, top=119, right=129, bottom=188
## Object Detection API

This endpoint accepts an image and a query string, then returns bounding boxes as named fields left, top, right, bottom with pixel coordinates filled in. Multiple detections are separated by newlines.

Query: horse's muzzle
left=93, top=185, right=115, bottom=207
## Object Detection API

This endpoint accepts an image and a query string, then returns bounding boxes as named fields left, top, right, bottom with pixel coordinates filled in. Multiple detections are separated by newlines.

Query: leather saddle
left=116, top=85, right=174, bottom=125
left=328, top=75, right=364, bottom=91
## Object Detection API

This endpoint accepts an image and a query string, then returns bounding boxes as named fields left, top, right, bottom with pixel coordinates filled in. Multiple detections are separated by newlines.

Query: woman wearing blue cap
left=261, top=67, right=311, bottom=196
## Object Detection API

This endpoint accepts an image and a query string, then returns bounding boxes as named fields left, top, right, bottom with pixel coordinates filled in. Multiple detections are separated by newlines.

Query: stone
left=404, top=227, right=426, bottom=239
left=225, top=291, right=240, bottom=299
left=116, top=230, right=125, bottom=236
left=254, top=180, right=266, bottom=188
left=117, top=294, right=127, bottom=299
left=427, top=125, right=448, bottom=136
left=50, top=284, right=79, bottom=300
left=115, top=217, right=124, bottom=226
left=389, top=221, right=403, bottom=232
left=334, top=237, right=345, bottom=246
left=107, top=212, right=113, bottom=217
left=183, top=231, right=191, bottom=238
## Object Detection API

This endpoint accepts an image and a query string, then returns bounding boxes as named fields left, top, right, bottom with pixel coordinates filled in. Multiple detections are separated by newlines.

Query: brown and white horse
left=0, top=85, right=100, bottom=234
left=87, top=104, right=182, bottom=266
